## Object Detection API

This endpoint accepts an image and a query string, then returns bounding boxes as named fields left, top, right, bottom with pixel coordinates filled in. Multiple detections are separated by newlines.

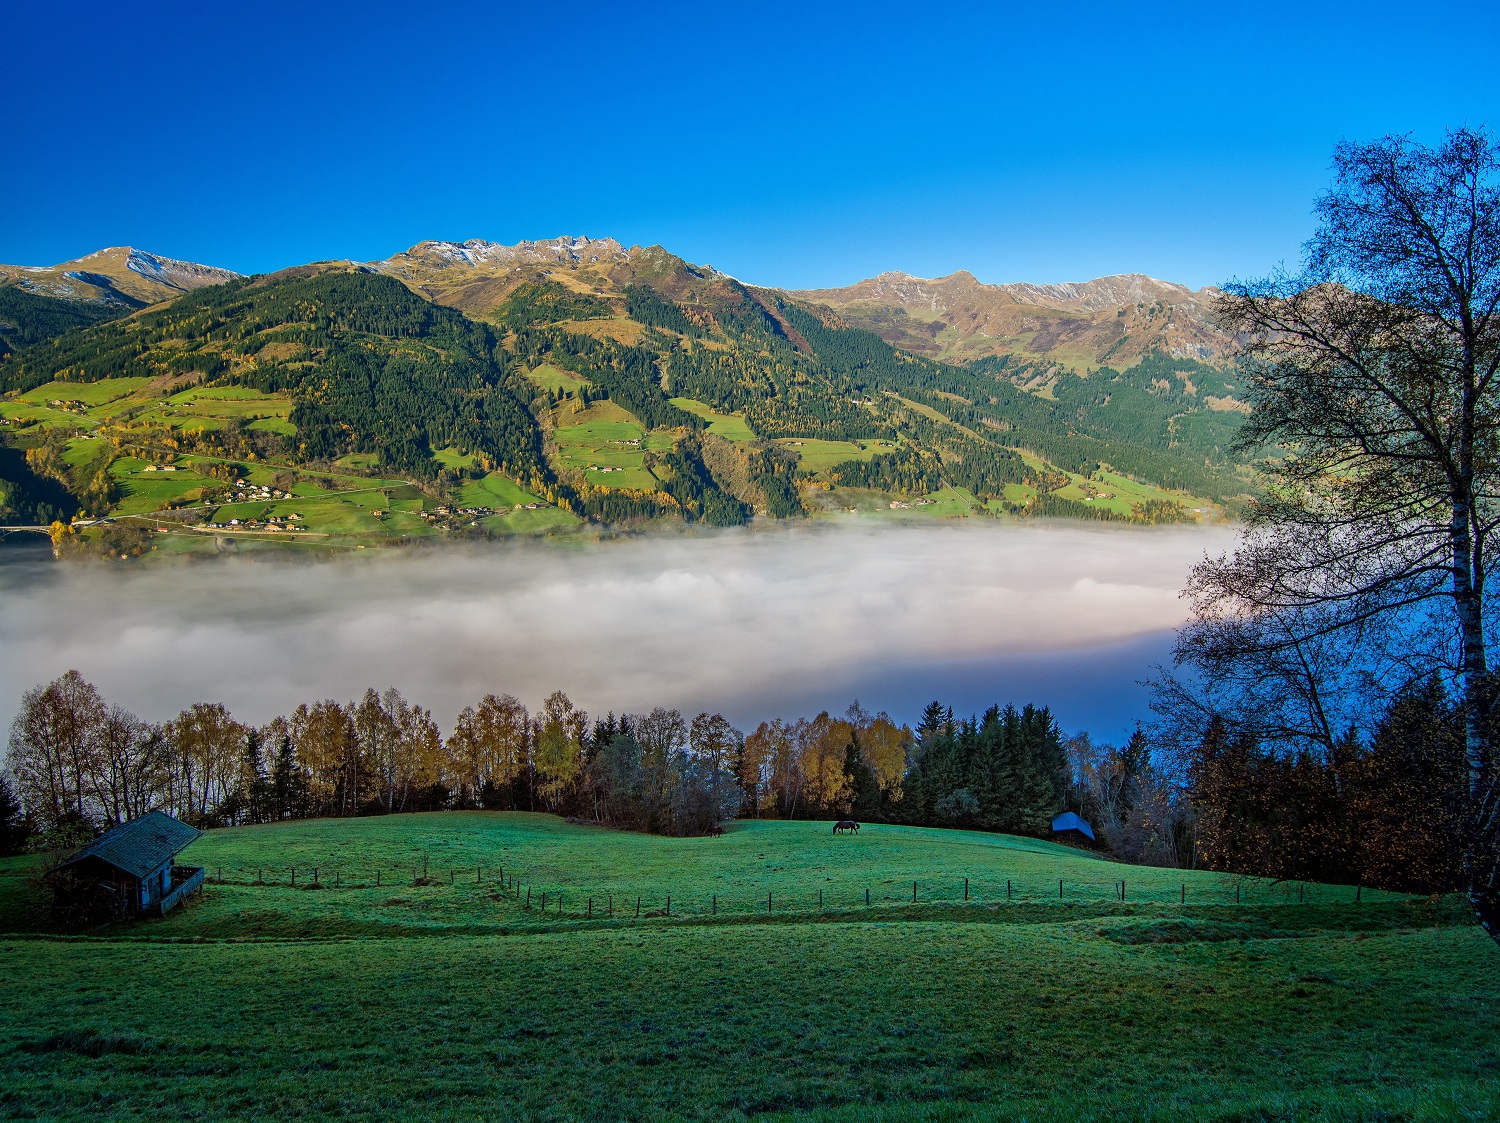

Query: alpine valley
left=0, top=237, right=1256, bottom=555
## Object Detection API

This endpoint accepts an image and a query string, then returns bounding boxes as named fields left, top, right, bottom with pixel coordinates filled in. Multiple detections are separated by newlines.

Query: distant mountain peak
left=1003, top=273, right=1207, bottom=313
left=386, top=235, right=632, bottom=271
left=792, top=269, right=1229, bottom=367
left=0, top=246, right=240, bottom=306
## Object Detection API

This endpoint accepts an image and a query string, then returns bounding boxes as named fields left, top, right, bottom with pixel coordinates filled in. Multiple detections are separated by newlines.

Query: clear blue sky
left=5, top=1, right=1496, bottom=290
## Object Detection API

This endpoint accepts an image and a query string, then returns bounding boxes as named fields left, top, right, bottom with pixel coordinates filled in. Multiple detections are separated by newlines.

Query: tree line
left=1, top=665, right=1474, bottom=899
left=1, top=671, right=1105, bottom=856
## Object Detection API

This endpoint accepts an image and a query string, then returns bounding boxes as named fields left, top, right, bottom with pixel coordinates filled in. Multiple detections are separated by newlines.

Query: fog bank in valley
left=0, top=522, right=1234, bottom=741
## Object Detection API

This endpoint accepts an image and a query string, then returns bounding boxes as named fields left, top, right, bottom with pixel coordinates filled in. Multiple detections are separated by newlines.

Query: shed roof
left=1051, top=811, right=1096, bottom=841
left=54, top=811, right=201, bottom=879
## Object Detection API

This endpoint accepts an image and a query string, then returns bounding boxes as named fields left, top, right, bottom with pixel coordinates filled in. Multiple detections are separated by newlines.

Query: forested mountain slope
left=369, top=237, right=1252, bottom=495
left=0, top=238, right=1253, bottom=548
left=0, top=246, right=243, bottom=358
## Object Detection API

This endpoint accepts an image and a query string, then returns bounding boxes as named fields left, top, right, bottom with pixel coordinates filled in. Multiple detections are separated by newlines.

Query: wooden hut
left=49, top=811, right=205, bottom=923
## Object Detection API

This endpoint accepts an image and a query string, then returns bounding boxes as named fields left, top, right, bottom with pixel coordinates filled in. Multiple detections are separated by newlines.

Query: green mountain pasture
left=0, top=815, right=1490, bottom=1120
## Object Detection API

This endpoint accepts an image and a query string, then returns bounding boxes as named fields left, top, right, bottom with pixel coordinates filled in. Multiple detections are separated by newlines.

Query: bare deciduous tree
left=1199, top=127, right=1500, bottom=938
left=6, top=670, right=105, bottom=828
left=447, top=693, right=528, bottom=809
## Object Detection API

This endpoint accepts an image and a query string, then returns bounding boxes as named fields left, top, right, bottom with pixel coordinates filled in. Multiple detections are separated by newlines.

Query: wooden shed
left=49, top=811, right=205, bottom=923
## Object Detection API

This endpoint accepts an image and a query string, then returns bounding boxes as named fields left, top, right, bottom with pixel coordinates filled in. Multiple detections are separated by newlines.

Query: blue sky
left=5, top=1, right=1496, bottom=290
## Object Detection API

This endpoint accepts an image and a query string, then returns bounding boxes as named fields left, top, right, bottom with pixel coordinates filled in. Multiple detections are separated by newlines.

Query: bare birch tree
left=1200, top=127, right=1500, bottom=938
left=5, top=670, right=105, bottom=828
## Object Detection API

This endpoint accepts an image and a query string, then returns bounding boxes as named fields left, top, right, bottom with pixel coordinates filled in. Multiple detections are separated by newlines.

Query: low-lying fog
left=0, top=522, right=1234, bottom=741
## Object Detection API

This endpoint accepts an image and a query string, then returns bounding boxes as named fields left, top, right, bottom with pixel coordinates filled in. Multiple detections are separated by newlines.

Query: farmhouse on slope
left=49, top=811, right=205, bottom=922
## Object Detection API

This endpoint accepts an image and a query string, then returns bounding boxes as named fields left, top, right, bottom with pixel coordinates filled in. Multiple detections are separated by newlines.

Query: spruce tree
left=241, top=729, right=271, bottom=825
left=0, top=777, right=28, bottom=855
left=271, top=734, right=303, bottom=821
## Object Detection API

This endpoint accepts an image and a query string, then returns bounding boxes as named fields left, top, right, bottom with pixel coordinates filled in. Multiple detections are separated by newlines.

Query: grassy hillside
left=0, top=814, right=1492, bottom=1121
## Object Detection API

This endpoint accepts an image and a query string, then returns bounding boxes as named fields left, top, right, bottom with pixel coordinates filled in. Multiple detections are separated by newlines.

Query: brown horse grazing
left=833, top=820, right=860, bottom=835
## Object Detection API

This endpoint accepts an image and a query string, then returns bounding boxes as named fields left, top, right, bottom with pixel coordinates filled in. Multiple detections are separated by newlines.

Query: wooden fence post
left=450, top=869, right=455, bottom=886
left=912, top=881, right=917, bottom=903
left=257, top=868, right=263, bottom=885
left=1058, top=879, right=1063, bottom=900
left=768, top=891, right=772, bottom=913
left=1007, top=879, right=1012, bottom=900
left=865, top=888, right=870, bottom=906
left=636, top=896, right=641, bottom=918
left=819, top=889, right=823, bottom=910
left=666, top=895, right=670, bottom=917
left=312, top=868, right=319, bottom=886
left=1181, top=882, right=1185, bottom=904
left=964, top=878, right=968, bottom=901
left=588, top=897, right=593, bottom=918
left=712, top=894, right=717, bottom=914
left=291, top=867, right=296, bottom=887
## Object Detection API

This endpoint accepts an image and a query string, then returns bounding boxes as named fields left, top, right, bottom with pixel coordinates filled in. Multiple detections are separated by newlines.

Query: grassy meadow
left=551, top=400, right=673, bottom=491
left=526, top=362, right=593, bottom=395
left=1, top=814, right=1494, bottom=1121
left=775, top=437, right=900, bottom=475
left=669, top=396, right=758, bottom=442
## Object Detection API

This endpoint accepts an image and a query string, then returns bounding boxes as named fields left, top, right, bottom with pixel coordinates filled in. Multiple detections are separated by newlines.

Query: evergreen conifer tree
left=0, top=776, right=28, bottom=855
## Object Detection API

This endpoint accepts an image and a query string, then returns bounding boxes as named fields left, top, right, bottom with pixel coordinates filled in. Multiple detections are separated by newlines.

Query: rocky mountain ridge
left=0, top=246, right=241, bottom=307
left=1, top=238, right=1233, bottom=372
left=790, top=269, right=1232, bottom=370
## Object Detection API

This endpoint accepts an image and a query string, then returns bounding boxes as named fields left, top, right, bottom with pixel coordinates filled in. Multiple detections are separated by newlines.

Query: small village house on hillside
left=49, top=811, right=205, bottom=922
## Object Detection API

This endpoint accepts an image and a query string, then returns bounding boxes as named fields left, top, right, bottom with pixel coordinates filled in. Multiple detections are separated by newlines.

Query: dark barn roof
left=53, top=811, right=201, bottom=879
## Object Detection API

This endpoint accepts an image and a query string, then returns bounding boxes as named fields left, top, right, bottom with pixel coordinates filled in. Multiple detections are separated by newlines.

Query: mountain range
left=0, top=236, right=1253, bottom=547
left=366, top=236, right=1233, bottom=371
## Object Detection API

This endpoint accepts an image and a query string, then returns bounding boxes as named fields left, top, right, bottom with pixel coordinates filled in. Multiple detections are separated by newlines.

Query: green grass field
left=130, top=387, right=294, bottom=435
left=669, top=396, right=758, bottom=442
left=777, top=438, right=900, bottom=474
left=18, top=378, right=155, bottom=407
left=458, top=471, right=543, bottom=509
left=526, top=362, right=592, bottom=395
left=1, top=814, right=1494, bottom=1121
left=551, top=401, right=661, bottom=490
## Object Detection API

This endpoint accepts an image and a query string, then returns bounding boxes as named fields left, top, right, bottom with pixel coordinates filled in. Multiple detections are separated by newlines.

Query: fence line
left=192, top=864, right=1411, bottom=921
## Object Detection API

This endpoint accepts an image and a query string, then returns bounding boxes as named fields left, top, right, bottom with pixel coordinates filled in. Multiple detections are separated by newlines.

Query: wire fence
left=192, top=862, right=1413, bottom=920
